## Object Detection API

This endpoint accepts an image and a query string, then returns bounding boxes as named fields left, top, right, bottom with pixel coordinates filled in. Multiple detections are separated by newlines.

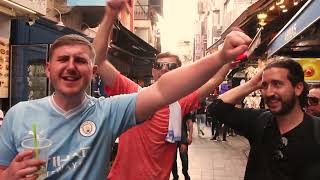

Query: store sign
left=67, top=0, right=105, bottom=6
left=0, top=38, right=9, bottom=98
left=9, top=0, right=47, bottom=15
left=268, top=0, right=320, bottom=57
left=284, top=24, right=297, bottom=43
left=294, top=58, right=320, bottom=83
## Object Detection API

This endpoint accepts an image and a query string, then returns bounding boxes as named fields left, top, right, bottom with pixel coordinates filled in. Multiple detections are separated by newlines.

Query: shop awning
left=112, top=20, right=158, bottom=61
left=107, top=20, right=159, bottom=78
left=267, top=0, right=320, bottom=58
left=206, top=0, right=273, bottom=51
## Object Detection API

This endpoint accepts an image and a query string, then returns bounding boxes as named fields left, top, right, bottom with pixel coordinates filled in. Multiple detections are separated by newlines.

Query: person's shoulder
left=9, top=97, right=50, bottom=111
left=305, top=113, right=320, bottom=124
left=304, top=113, right=320, bottom=144
left=91, top=93, right=138, bottom=106
left=305, top=114, right=320, bottom=134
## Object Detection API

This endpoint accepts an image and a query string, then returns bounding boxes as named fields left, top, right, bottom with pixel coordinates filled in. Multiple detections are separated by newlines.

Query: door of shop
left=10, top=44, right=49, bottom=107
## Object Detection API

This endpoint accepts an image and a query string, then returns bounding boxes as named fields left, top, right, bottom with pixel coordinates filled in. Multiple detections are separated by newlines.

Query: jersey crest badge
left=80, top=120, right=96, bottom=137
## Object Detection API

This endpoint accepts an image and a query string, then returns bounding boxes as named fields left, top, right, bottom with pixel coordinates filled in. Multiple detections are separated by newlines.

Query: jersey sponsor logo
left=79, top=120, right=96, bottom=137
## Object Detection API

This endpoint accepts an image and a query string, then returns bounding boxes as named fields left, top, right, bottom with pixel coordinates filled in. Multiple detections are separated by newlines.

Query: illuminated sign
left=284, top=23, right=297, bottom=42
left=268, top=0, right=320, bottom=57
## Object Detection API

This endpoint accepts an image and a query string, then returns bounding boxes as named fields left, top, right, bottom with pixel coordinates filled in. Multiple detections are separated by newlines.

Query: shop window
left=10, top=45, right=48, bottom=107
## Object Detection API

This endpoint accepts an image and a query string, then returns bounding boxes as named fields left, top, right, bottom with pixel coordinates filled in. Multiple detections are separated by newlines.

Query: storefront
left=267, top=0, right=320, bottom=83
left=109, top=20, right=158, bottom=79
left=0, top=0, right=48, bottom=112
left=268, top=0, right=320, bottom=58
left=98, top=20, right=159, bottom=96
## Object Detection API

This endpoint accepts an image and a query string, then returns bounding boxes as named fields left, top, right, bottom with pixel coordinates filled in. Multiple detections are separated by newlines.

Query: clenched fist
left=221, top=31, right=252, bottom=63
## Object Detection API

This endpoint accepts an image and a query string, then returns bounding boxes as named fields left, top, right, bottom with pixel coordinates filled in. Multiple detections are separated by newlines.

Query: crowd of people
left=0, top=0, right=320, bottom=180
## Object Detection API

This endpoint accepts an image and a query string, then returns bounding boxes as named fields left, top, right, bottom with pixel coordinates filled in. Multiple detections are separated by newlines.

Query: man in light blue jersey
left=0, top=2, right=251, bottom=179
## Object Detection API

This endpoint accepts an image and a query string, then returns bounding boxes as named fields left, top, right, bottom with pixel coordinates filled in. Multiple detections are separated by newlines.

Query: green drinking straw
left=32, top=123, right=39, bottom=159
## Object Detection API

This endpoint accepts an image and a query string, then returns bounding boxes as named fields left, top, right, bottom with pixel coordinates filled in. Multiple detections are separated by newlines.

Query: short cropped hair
left=49, top=34, right=96, bottom=63
left=264, top=57, right=308, bottom=108
left=155, top=52, right=182, bottom=67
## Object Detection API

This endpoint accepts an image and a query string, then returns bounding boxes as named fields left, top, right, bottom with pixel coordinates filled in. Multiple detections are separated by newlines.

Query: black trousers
left=213, top=121, right=227, bottom=141
left=172, top=144, right=190, bottom=180
left=211, top=118, right=219, bottom=136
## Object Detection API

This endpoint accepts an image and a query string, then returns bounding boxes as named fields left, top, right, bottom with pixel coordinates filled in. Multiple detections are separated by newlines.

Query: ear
left=92, top=65, right=98, bottom=79
left=151, top=68, right=156, bottom=77
left=295, top=82, right=304, bottom=96
left=45, top=62, right=50, bottom=79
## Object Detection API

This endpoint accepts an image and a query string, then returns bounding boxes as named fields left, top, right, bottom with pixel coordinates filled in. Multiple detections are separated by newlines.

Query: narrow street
left=171, top=125, right=249, bottom=180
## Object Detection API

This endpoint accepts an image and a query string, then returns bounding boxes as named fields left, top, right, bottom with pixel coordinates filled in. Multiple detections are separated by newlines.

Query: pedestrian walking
left=171, top=112, right=195, bottom=180
left=196, top=101, right=206, bottom=136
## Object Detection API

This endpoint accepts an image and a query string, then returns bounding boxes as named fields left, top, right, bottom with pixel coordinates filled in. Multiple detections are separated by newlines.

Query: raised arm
left=136, top=31, right=252, bottom=120
left=197, top=63, right=231, bottom=102
left=219, top=69, right=263, bottom=104
left=93, top=0, right=125, bottom=88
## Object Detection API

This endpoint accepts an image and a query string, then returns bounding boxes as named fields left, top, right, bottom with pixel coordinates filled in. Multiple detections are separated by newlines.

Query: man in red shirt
left=93, top=1, right=251, bottom=179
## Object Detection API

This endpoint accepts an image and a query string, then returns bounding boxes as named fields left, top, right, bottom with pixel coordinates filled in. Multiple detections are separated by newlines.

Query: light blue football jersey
left=0, top=93, right=137, bottom=179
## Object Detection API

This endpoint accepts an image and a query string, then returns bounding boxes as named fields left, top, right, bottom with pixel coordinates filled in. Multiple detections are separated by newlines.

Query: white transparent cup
left=21, top=138, right=52, bottom=180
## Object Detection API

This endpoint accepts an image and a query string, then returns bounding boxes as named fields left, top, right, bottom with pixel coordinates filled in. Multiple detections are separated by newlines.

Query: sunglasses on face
left=153, top=62, right=178, bottom=71
left=308, top=96, right=320, bottom=106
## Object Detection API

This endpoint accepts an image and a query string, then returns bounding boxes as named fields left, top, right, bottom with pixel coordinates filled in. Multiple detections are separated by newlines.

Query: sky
left=159, top=0, right=197, bottom=53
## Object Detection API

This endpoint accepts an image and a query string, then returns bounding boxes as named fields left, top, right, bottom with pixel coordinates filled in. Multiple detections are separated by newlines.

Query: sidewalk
left=171, top=125, right=249, bottom=180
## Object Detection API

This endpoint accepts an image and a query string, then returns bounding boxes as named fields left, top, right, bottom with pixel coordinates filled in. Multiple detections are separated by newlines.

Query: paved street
left=171, top=125, right=250, bottom=180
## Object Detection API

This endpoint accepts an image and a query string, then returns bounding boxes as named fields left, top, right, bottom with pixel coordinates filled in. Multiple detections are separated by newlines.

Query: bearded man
left=208, top=58, right=320, bottom=180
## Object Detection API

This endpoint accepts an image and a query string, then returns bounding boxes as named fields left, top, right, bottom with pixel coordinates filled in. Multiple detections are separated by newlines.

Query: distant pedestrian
left=211, top=120, right=227, bottom=141
left=196, top=101, right=206, bottom=136
left=172, top=112, right=195, bottom=180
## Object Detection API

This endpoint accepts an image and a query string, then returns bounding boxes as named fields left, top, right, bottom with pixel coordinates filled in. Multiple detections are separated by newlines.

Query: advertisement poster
left=0, top=37, right=9, bottom=98
left=67, top=0, right=105, bottom=6
left=294, top=58, right=320, bottom=82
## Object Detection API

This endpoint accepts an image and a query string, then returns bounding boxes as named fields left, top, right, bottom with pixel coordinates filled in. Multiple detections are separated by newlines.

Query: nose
left=160, top=64, right=169, bottom=72
left=263, top=85, right=275, bottom=97
left=66, top=57, right=76, bottom=69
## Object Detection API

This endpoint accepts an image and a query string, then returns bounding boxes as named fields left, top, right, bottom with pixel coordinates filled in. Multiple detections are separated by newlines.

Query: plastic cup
left=21, top=138, right=52, bottom=180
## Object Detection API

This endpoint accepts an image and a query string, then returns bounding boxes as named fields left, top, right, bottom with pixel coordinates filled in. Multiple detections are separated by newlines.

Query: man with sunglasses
left=208, top=58, right=320, bottom=180
left=306, top=84, right=320, bottom=117
left=93, top=1, right=251, bottom=179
